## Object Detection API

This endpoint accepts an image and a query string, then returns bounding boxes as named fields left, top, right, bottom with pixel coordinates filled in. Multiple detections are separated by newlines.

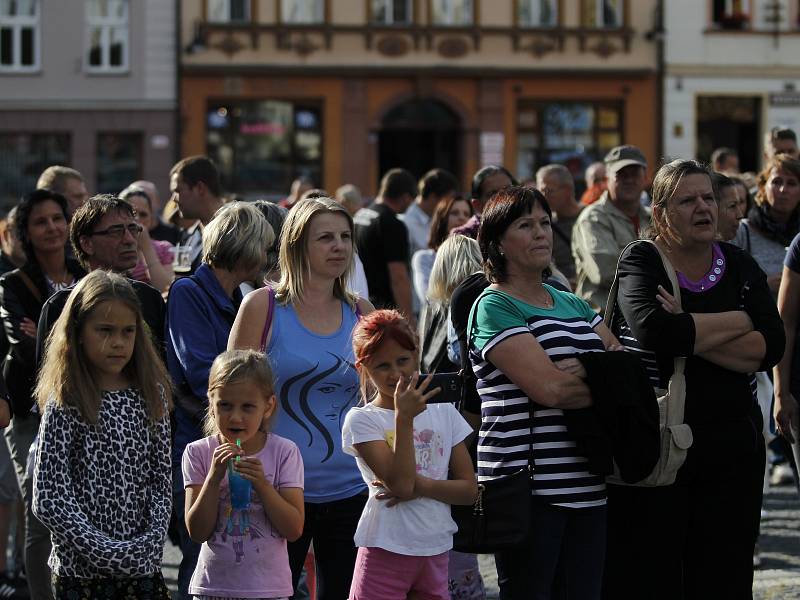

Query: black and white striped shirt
left=469, top=287, right=607, bottom=508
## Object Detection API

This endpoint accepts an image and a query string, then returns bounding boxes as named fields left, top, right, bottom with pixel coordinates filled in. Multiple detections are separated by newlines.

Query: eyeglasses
left=89, top=223, right=143, bottom=239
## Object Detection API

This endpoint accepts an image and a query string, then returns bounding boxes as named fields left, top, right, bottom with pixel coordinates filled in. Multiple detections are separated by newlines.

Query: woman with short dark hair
left=468, top=185, right=621, bottom=599
left=605, top=159, right=785, bottom=599
left=0, top=188, right=85, bottom=600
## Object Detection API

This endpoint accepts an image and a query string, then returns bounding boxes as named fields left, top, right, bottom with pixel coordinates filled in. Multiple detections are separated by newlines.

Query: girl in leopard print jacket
left=31, top=271, right=173, bottom=599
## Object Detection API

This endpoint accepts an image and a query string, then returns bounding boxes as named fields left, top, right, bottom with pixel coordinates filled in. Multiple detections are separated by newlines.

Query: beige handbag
left=604, top=240, right=693, bottom=487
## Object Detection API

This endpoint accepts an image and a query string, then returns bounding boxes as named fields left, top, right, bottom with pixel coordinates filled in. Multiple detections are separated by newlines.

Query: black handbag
left=452, top=412, right=534, bottom=554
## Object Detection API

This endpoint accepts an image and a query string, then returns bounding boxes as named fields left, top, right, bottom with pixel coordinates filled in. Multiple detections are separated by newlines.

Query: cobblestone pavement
left=162, top=486, right=799, bottom=599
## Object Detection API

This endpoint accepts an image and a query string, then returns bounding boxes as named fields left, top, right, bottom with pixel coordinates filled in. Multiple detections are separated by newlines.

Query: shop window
left=0, top=133, right=70, bottom=208
left=281, top=0, right=324, bottom=24
left=85, top=0, right=129, bottom=72
left=518, top=0, right=558, bottom=27
left=207, top=0, right=250, bottom=23
left=206, top=100, right=323, bottom=195
left=516, top=101, right=623, bottom=185
left=372, top=0, right=412, bottom=24
left=581, top=0, right=624, bottom=28
left=431, top=0, right=473, bottom=25
left=0, top=0, right=39, bottom=72
left=711, top=0, right=751, bottom=29
left=96, top=132, right=141, bottom=194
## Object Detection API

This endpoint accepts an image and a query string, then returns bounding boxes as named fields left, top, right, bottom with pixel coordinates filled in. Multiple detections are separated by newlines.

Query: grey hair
left=648, top=159, right=714, bottom=240
left=536, top=164, right=574, bottom=189
left=202, top=201, right=274, bottom=272
left=427, top=235, right=483, bottom=305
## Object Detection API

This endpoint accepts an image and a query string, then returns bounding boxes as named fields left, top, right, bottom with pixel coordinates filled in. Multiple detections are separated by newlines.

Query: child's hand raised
left=394, top=373, right=440, bottom=421
left=209, top=442, right=242, bottom=484
left=233, top=457, right=268, bottom=487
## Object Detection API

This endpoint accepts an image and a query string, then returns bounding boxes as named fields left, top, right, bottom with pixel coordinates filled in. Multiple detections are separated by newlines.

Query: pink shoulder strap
left=259, top=287, right=276, bottom=352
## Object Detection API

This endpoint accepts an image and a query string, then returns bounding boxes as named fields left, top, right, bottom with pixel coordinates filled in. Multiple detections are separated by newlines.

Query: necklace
left=505, top=283, right=553, bottom=308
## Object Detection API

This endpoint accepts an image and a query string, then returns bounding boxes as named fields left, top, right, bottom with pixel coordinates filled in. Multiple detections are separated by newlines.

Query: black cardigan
left=610, top=241, right=785, bottom=427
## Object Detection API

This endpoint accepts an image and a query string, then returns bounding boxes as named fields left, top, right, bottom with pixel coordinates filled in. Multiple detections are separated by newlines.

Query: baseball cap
left=604, top=145, right=647, bottom=174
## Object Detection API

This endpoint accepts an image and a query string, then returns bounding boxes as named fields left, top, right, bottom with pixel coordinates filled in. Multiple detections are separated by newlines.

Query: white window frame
left=518, top=0, right=558, bottom=27
left=207, top=0, right=250, bottom=24
left=431, top=0, right=474, bottom=26
left=372, top=0, right=412, bottom=25
left=588, top=0, right=624, bottom=28
left=281, top=0, right=325, bottom=24
left=84, top=0, right=129, bottom=74
left=0, top=0, right=40, bottom=73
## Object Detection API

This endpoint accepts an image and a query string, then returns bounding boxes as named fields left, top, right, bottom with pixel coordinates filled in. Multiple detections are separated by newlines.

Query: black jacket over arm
left=611, top=241, right=785, bottom=427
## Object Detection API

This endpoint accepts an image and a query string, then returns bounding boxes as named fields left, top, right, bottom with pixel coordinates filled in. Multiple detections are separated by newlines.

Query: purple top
left=183, top=433, right=304, bottom=598
left=676, top=242, right=726, bottom=293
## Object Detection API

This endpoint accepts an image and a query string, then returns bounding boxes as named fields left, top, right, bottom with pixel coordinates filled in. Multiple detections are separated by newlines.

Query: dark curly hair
left=478, top=185, right=552, bottom=283
left=15, top=189, right=69, bottom=262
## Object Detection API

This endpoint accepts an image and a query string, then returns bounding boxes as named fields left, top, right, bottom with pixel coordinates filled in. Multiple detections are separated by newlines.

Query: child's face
left=361, top=338, right=417, bottom=402
left=210, top=381, right=276, bottom=445
left=80, top=300, right=136, bottom=389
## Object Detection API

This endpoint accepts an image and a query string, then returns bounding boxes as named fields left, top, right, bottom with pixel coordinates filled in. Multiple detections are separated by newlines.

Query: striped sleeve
left=469, top=293, right=530, bottom=359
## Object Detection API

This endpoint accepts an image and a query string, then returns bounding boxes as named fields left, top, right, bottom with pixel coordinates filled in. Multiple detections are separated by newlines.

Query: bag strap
left=259, top=286, right=276, bottom=352
left=15, top=270, right=42, bottom=304
left=469, top=291, right=535, bottom=473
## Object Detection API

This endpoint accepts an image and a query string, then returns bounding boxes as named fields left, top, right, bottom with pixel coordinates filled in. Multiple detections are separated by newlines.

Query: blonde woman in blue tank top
left=229, top=196, right=374, bottom=600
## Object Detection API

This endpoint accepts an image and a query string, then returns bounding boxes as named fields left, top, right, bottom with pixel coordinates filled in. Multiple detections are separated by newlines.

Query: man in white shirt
left=401, top=169, right=458, bottom=257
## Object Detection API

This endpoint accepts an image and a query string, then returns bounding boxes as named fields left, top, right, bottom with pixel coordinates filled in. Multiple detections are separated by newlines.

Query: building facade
left=180, top=0, right=660, bottom=198
left=664, top=0, right=800, bottom=173
left=0, top=0, right=177, bottom=208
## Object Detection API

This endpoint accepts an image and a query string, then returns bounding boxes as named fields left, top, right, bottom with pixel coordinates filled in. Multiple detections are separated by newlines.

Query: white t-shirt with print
left=342, top=402, right=472, bottom=556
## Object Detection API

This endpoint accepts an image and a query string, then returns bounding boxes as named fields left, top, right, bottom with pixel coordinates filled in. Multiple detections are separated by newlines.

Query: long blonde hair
left=203, top=349, right=276, bottom=436
left=427, top=235, right=482, bottom=305
left=35, top=270, right=172, bottom=424
left=275, top=197, right=356, bottom=307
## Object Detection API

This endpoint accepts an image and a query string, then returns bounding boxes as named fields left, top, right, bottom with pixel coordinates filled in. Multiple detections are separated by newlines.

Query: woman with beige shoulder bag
left=604, top=159, right=785, bottom=599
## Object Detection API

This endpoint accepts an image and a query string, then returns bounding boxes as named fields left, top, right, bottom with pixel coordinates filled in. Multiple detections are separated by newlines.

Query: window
left=518, top=0, right=558, bottom=27
left=431, top=0, right=473, bottom=25
left=0, top=133, right=70, bottom=208
left=281, top=0, right=324, bottom=24
left=582, top=0, right=624, bottom=28
left=96, top=133, right=141, bottom=194
left=207, top=0, right=250, bottom=23
left=0, top=0, right=39, bottom=72
left=372, top=0, right=412, bottom=24
left=85, top=0, right=129, bottom=72
left=206, top=100, right=323, bottom=195
left=711, top=0, right=751, bottom=29
left=516, top=101, right=623, bottom=184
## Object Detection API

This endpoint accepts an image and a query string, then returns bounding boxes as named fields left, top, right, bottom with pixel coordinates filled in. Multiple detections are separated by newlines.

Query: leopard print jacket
left=32, top=388, right=171, bottom=578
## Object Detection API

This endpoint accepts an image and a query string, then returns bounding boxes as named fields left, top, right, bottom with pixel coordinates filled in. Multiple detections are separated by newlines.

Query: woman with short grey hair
left=166, top=201, right=273, bottom=599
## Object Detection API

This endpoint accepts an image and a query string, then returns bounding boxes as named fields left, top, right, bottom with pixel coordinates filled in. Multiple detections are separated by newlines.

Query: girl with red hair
left=342, top=309, right=477, bottom=600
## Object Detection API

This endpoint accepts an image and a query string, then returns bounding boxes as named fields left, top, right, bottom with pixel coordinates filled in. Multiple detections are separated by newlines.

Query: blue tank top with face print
left=266, top=300, right=365, bottom=502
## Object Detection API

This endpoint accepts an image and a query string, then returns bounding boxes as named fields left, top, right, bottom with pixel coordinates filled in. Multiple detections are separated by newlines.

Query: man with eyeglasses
left=35, top=194, right=166, bottom=365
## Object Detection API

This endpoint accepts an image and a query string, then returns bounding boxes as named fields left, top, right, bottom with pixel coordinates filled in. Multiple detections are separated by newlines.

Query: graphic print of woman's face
left=305, top=212, right=353, bottom=280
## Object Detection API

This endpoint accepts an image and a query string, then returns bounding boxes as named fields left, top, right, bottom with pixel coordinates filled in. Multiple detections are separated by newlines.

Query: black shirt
left=354, top=202, right=409, bottom=309
left=150, top=219, right=181, bottom=245
left=611, top=241, right=784, bottom=427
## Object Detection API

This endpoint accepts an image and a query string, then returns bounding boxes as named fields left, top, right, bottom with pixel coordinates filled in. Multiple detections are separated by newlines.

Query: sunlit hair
left=648, top=159, right=713, bottom=240
left=352, top=309, right=417, bottom=403
left=427, top=235, right=482, bottom=305
left=275, top=196, right=356, bottom=308
left=202, top=201, right=273, bottom=273
left=755, top=155, right=800, bottom=208
left=203, top=349, right=276, bottom=437
left=478, top=185, right=552, bottom=283
left=35, top=270, right=171, bottom=425
left=427, top=195, right=473, bottom=250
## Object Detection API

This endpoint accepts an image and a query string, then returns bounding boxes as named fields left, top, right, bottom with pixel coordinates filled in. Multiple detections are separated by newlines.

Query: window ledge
left=84, top=68, right=131, bottom=76
left=703, top=27, right=800, bottom=35
left=0, top=67, right=42, bottom=75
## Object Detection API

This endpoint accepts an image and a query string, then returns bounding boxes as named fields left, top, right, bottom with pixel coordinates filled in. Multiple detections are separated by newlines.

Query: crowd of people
left=0, top=128, right=796, bottom=600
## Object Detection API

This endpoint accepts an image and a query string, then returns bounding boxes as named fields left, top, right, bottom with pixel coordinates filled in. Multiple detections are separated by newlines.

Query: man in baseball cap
left=571, top=144, right=651, bottom=311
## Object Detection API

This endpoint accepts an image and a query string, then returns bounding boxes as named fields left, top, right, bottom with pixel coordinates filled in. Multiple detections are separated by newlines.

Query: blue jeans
left=494, top=500, right=607, bottom=600
left=172, top=465, right=201, bottom=600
